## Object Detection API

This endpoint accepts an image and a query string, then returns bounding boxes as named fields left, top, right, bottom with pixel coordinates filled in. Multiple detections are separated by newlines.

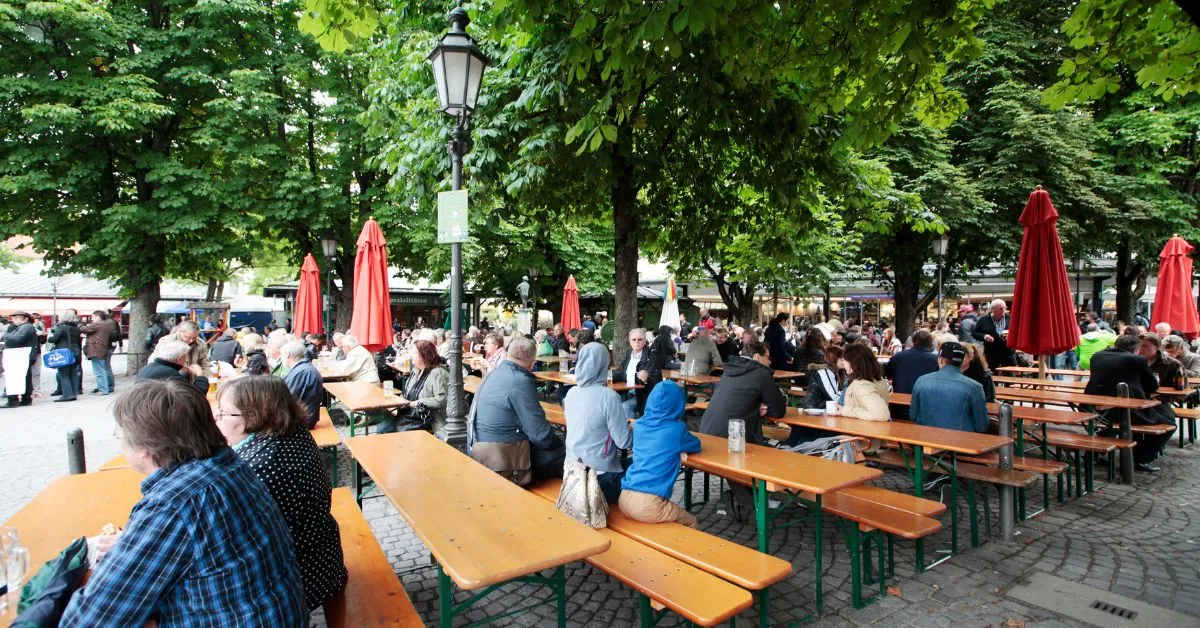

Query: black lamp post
left=320, top=230, right=338, bottom=334
left=932, top=234, right=950, bottom=324
left=1074, top=257, right=1085, bottom=312
left=429, top=0, right=488, bottom=447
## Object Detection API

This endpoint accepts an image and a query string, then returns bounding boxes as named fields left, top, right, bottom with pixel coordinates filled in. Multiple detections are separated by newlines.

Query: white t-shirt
left=625, top=350, right=642, bottom=385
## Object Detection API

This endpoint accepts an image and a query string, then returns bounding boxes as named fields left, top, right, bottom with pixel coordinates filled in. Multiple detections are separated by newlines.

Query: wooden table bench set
left=536, top=403, right=940, bottom=623
left=1, top=466, right=421, bottom=628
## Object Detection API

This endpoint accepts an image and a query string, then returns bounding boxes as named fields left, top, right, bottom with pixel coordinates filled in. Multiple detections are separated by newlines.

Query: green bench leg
left=1041, top=424, right=1050, bottom=513
left=758, top=587, right=770, bottom=628
left=982, top=483, right=992, bottom=541
left=966, top=480, right=979, bottom=548
left=1056, top=447, right=1066, bottom=504
left=438, top=563, right=453, bottom=628
left=949, top=453, right=959, bottom=554
left=683, top=468, right=693, bottom=510
left=912, top=445, right=926, bottom=573
left=847, top=524, right=863, bottom=608
left=887, top=534, right=895, bottom=578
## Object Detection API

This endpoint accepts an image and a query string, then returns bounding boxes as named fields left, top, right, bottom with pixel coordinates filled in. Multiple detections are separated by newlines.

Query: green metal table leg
left=1015, top=419, right=1026, bottom=521
left=967, top=479, right=979, bottom=548
left=847, top=524, right=863, bottom=609
left=438, top=563, right=453, bottom=628
left=638, top=595, right=653, bottom=627
left=1041, top=423, right=1050, bottom=512
left=912, top=445, right=925, bottom=572
left=949, top=452, right=959, bottom=553
left=353, top=457, right=364, bottom=509
left=683, top=468, right=694, bottom=511
left=754, top=479, right=769, bottom=552
left=1085, top=418, right=1096, bottom=494
left=814, top=492, right=824, bottom=614
left=758, top=587, right=770, bottom=628
left=555, top=565, right=566, bottom=627
left=349, top=410, right=356, bottom=437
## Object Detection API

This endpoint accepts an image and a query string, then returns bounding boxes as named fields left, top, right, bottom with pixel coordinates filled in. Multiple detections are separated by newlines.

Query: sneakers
left=1135, top=462, right=1161, bottom=473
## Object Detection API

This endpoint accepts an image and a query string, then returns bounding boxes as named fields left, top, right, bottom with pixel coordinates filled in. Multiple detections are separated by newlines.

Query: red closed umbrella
left=1151, top=235, right=1200, bottom=339
left=292, top=253, right=324, bottom=337
left=560, top=275, right=581, bottom=332
left=348, top=219, right=393, bottom=353
left=1008, top=186, right=1080, bottom=361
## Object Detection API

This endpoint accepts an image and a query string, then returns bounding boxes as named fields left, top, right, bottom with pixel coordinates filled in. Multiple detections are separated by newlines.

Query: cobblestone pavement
left=5, top=377, right=1199, bottom=626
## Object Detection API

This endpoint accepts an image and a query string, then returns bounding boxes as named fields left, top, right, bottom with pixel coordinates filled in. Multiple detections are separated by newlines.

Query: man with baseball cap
left=910, top=341, right=989, bottom=433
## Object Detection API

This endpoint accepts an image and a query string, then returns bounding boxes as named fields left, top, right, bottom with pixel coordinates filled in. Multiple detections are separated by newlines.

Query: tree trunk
left=333, top=253, right=355, bottom=332
left=205, top=278, right=217, bottom=302
left=611, top=140, right=638, bottom=356
left=1114, top=237, right=1143, bottom=324
left=125, top=281, right=160, bottom=374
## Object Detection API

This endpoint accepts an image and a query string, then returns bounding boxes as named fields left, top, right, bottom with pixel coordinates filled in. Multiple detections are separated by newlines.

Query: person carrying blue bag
left=46, top=310, right=83, bottom=403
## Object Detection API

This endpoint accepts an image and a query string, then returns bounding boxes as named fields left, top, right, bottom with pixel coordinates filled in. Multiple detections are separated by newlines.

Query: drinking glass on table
left=382, top=380, right=394, bottom=397
left=4, top=541, right=28, bottom=608
left=728, top=419, right=746, bottom=453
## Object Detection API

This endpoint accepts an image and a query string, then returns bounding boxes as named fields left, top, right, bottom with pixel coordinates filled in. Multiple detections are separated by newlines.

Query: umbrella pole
left=1038, top=355, right=1046, bottom=381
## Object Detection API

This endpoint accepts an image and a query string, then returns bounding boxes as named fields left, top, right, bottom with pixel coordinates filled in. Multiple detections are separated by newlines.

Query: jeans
left=597, top=471, right=624, bottom=503
left=91, top=357, right=113, bottom=393
left=57, top=362, right=80, bottom=400
left=621, top=395, right=637, bottom=419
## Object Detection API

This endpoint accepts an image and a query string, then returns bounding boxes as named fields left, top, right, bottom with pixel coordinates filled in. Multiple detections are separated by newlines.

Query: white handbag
left=556, top=459, right=609, bottom=528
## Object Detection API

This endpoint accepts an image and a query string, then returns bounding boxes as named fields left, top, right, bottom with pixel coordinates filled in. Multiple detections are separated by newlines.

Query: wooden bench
left=686, top=400, right=710, bottom=412
left=958, top=453, right=1068, bottom=476
left=1176, top=407, right=1198, bottom=447
left=325, top=487, right=423, bottom=627
left=761, top=424, right=793, bottom=442
left=526, top=481, right=752, bottom=626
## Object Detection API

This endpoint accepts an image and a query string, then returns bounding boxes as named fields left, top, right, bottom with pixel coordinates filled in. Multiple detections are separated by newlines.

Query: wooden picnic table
left=662, top=369, right=721, bottom=386
left=536, top=355, right=575, bottom=364
left=323, top=381, right=406, bottom=437
left=534, top=370, right=639, bottom=392
left=685, top=433, right=880, bottom=615
left=0, top=468, right=144, bottom=625
left=996, top=366, right=1088, bottom=378
left=318, top=366, right=352, bottom=382
left=344, top=431, right=609, bottom=627
left=770, top=370, right=805, bottom=379
left=995, top=387, right=1162, bottom=410
left=777, top=408, right=1009, bottom=565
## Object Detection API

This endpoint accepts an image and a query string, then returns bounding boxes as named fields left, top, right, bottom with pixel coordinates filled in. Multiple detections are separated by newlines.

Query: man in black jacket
left=1085, top=334, right=1176, bottom=471
left=47, top=310, right=83, bottom=402
left=699, top=339, right=787, bottom=446
left=764, top=313, right=793, bottom=371
left=136, top=339, right=210, bottom=395
left=612, top=328, right=663, bottom=417
left=972, top=299, right=1016, bottom=369
left=698, top=339, right=787, bottom=519
left=2, top=312, right=38, bottom=407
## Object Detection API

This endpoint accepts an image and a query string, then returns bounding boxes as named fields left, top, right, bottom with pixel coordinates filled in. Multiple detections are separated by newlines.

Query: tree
left=0, top=0, right=299, bottom=372
left=1046, top=0, right=1200, bottom=106
left=314, top=0, right=997, bottom=353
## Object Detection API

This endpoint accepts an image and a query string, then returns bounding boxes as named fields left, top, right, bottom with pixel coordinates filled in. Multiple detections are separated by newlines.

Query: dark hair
left=822, top=345, right=844, bottom=369
left=801, top=329, right=826, bottom=356
left=218, top=376, right=307, bottom=435
left=577, top=328, right=595, bottom=345
left=149, top=314, right=163, bottom=325
left=912, top=329, right=934, bottom=348
left=843, top=343, right=883, bottom=382
left=1137, top=332, right=1161, bottom=348
left=741, top=339, right=769, bottom=358
left=414, top=339, right=440, bottom=369
left=116, top=379, right=227, bottom=468
left=1114, top=335, right=1140, bottom=353
left=774, top=313, right=790, bottom=324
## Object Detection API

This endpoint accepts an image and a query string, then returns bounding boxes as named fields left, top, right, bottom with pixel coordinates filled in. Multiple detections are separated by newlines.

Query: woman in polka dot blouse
left=216, top=376, right=348, bottom=611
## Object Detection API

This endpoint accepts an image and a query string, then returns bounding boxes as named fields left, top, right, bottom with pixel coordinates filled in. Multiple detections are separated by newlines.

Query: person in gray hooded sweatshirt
left=563, top=342, right=633, bottom=502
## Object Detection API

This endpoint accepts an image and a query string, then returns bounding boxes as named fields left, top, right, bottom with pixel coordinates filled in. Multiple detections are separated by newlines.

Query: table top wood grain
left=323, top=382, right=407, bottom=413
left=778, top=410, right=1011, bottom=454
left=343, top=431, right=610, bottom=590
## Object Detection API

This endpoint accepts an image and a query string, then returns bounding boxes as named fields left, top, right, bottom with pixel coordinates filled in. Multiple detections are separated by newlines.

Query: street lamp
left=320, top=229, right=338, bottom=334
left=1074, top=257, right=1085, bottom=311
left=932, top=233, right=950, bottom=324
left=48, top=275, right=61, bottom=325
left=429, top=0, right=488, bottom=447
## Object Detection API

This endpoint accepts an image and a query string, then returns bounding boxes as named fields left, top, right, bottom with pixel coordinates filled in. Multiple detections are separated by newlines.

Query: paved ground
left=4, top=367, right=1199, bottom=627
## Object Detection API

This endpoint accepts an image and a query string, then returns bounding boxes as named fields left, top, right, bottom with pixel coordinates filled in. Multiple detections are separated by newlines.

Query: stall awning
left=0, top=297, right=126, bottom=315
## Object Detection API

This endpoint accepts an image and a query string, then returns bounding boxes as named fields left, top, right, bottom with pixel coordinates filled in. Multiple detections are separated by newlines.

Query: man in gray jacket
left=683, top=326, right=723, bottom=375
left=470, top=337, right=561, bottom=478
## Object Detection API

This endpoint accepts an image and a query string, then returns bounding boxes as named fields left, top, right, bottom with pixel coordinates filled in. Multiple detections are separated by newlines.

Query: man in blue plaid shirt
left=61, top=379, right=307, bottom=627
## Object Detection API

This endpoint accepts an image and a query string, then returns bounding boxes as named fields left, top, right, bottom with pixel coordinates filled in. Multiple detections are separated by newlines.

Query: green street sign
left=437, top=190, right=469, bottom=243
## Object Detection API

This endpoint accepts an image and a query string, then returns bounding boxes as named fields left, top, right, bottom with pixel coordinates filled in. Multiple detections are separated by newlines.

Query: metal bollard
left=997, top=403, right=1014, bottom=543
left=1117, top=382, right=1134, bottom=485
left=67, top=428, right=86, bottom=475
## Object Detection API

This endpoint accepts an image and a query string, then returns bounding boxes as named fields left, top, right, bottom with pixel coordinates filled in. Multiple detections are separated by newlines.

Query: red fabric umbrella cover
left=1151, top=236, right=1200, bottom=338
left=1007, top=186, right=1080, bottom=356
left=348, top=219, right=393, bottom=353
left=292, top=253, right=324, bottom=337
left=560, top=275, right=582, bottom=332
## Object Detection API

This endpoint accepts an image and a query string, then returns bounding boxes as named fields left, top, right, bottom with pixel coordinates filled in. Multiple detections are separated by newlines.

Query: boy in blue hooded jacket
left=619, top=380, right=702, bottom=527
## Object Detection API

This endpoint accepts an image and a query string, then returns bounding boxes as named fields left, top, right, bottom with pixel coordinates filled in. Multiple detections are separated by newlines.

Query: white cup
left=382, top=381, right=394, bottom=397
left=825, top=400, right=839, bottom=415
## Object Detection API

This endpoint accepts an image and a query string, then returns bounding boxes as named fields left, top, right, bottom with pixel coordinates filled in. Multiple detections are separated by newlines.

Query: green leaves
left=298, top=0, right=377, bottom=52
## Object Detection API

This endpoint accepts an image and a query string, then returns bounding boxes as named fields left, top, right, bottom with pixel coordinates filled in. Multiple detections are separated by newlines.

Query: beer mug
left=728, top=419, right=746, bottom=453
left=382, top=381, right=394, bottom=397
